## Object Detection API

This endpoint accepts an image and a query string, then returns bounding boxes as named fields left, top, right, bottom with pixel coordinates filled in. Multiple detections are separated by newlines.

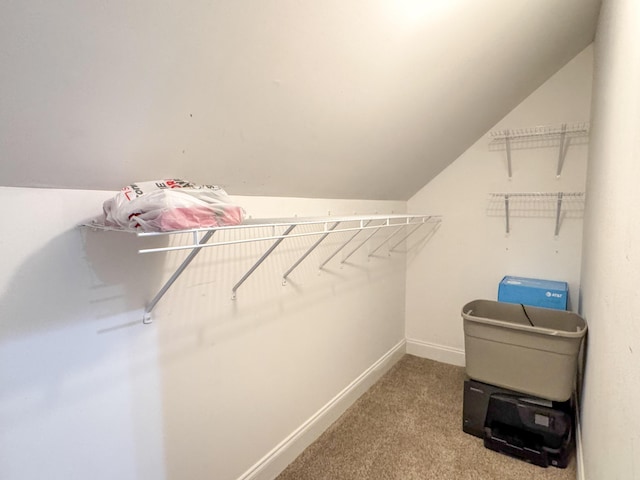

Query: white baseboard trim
left=236, top=339, right=407, bottom=480
left=405, top=337, right=465, bottom=367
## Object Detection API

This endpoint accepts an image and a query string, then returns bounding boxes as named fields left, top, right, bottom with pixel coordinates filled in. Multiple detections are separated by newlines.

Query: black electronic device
left=463, top=378, right=573, bottom=468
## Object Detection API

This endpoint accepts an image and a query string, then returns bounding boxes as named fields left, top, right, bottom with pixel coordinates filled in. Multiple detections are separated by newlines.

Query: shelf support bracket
left=368, top=222, right=408, bottom=257
left=319, top=220, right=372, bottom=269
left=232, top=224, right=297, bottom=299
left=142, top=230, right=216, bottom=324
left=341, top=221, right=386, bottom=263
left=554, top=192, right=564, bottom=237
left=504, top=194, right=510, bottom=235
left=556, top=123, right=569, bottom=177
left=505, top=130, right=513, bottom=178
left=282, top=221, right=340, bottom=284
left=389, top=221, right=426, bottom=252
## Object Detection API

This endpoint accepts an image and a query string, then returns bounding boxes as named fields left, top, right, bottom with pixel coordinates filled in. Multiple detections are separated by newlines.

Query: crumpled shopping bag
left=103, top=179, right=245, bottom=232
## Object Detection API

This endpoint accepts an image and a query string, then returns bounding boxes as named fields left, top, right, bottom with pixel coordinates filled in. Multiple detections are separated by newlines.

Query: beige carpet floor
left=277, top=354, right=576, bottom=480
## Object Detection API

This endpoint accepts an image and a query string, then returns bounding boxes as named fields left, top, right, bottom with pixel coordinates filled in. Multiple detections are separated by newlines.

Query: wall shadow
left=0, top=225, right=168, bottom=343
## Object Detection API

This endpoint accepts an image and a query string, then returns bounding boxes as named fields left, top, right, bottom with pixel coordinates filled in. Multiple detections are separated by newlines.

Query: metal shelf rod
left=231, top=224, right=297, bottom=299
left=341, top=220, right=387, bottom=263
left=319, top=220, right=371, bottom=269
left=137, top=221, right=429, bottom=255
left=134, top=214, right=429, bottom=237
left=142, top=230, right=216, bottom=324
left=506, top=132, right=513, bottom=178
left=389, top=221, right=426, bottom=251
left=556, top=124, right=569, bottom=177
left=282, top=221, right=340, bottom=283
left=505, top=195, right=510, bottom=234
left=554, top=193, right=564, bottom=237
left=368, top=222, right=409, bottom=257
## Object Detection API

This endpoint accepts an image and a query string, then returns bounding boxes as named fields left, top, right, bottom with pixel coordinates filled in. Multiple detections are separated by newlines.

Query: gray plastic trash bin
left=462, top=299, right=587, bottom=402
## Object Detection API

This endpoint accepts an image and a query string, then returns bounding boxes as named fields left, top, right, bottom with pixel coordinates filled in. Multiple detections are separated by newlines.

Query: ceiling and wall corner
left=1, top=0, right=600, bottom=200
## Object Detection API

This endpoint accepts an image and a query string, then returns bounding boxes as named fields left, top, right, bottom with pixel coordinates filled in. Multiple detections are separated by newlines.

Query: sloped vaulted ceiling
left=0, top=0, right=600, bottom=200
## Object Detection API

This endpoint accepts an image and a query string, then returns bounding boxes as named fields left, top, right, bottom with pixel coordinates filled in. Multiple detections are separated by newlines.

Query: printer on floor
left=463, top=379, right=573, bottom=468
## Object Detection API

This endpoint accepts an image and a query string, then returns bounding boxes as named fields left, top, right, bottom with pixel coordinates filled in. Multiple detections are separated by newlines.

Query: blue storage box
left=498, top=276, right=568, bottom=310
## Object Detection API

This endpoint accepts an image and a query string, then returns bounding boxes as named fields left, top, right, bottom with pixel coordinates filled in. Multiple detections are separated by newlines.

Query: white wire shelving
left=488, top=122, right=590, bottom=178
left=82, top=214, right=441, bottom=324
left=487, top=192, right=585, bottom=236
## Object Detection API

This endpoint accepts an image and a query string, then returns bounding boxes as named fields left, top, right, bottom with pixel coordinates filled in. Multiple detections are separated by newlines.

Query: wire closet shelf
left=82, top=214, right=441, bottom=324
left=489, top=122, right=590, bottom=143
left=487, top=192, right=584, bottom=236
left=488, top=122, right=590, bottom=178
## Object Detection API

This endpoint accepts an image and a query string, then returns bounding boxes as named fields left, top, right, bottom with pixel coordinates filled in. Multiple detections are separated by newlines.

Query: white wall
left=580, top=1, right=640, bottom=478
left=0, top=188, right=412, bottom=480
left=405, top=46, right=593, bottom=364
left=0, top=188, right=167, bottom=480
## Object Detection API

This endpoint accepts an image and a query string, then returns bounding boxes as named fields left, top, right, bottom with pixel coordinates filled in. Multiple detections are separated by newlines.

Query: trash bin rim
left=462, top=299, right=587, bottom=339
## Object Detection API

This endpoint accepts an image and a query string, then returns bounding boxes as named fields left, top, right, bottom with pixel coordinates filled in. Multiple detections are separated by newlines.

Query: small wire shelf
left=489, top=122, right=590, bottom=144
left=488, top=122, right=590, bottom=177
left=487, top=192, right=584, bottom=236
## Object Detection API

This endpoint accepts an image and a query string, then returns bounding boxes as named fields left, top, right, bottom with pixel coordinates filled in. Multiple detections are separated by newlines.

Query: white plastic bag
left=103, top=179, right=245, bottom=232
